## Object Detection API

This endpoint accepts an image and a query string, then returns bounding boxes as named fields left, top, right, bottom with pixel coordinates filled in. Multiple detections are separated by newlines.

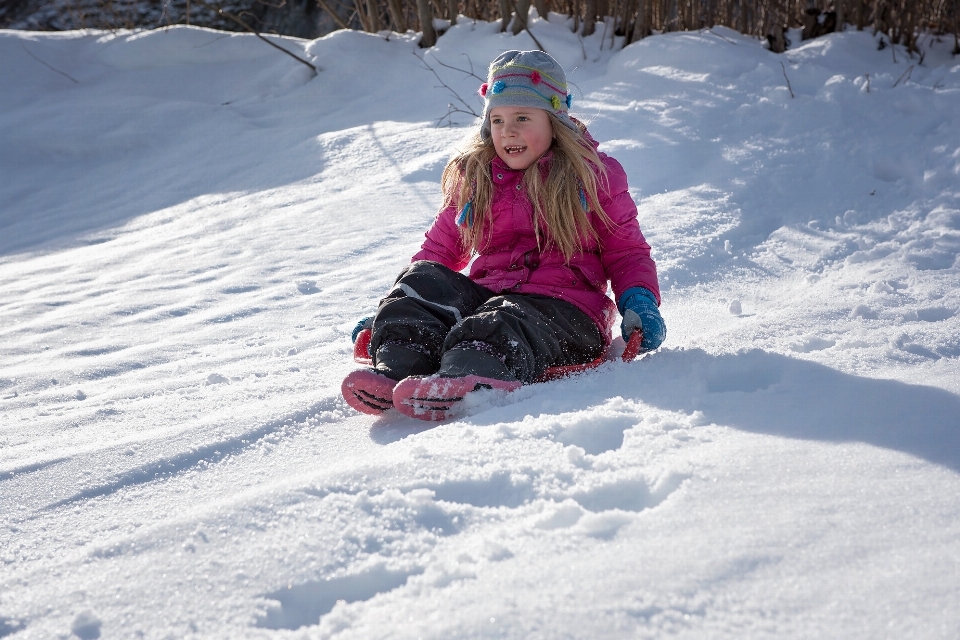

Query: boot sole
left=341, top=369, right=397, bottom=415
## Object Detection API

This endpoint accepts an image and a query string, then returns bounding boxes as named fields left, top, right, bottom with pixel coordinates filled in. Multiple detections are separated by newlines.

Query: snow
left=2, top=16, right=960, bottom=639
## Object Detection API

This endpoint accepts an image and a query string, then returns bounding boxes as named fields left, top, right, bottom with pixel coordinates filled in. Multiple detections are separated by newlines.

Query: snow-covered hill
left=1, top=18, right=959, bottom=639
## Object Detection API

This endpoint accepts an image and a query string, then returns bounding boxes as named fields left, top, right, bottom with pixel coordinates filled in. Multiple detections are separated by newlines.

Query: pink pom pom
left=479, top=83, right=488, bottom=97
left=530, top=71, right=541, bottom=84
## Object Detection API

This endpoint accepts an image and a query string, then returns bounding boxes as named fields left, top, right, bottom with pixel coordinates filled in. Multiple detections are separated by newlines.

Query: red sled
left=352, top=326, right=644, bottom=382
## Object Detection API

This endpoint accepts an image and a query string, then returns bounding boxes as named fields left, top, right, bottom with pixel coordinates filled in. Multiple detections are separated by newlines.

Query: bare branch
left=706, top=27, right=739, bottom=45
left=508, top=0, right=547, bottom=51
left=414, top=50, right=482, bottom=127
left=21, top=43, right=79, bottom=84
left=427, top=53, right=485, bottom=80
left=316, top=0, right=351, bottom=30
left=780, top=61, right=794, bottom=98
left=194, top=0, right=318, bottom=75
left=892, top=64, right=914, bottom=87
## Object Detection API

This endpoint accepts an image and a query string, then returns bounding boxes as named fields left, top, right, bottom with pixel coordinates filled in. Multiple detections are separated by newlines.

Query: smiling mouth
left=504, top=145, right=527, bottom=155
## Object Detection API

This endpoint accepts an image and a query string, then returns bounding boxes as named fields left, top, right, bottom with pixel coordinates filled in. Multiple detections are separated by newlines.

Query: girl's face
left=489, top=107, right=554, bottom=170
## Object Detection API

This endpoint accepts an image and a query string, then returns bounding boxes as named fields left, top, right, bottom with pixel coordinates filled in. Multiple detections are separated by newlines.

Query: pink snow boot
left=392, top=374, right=522, bottom=421
left=341, top=368, right=397, bottom=415
left=391, top=346, right=522, bottom=420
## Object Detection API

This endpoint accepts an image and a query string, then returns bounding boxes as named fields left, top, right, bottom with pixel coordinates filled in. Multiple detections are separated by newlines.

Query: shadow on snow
left=596, top=348, right=960, bottom=473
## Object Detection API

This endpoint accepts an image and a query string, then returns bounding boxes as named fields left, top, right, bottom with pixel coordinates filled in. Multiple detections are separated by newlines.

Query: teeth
left=505, top=146, right=526, bottom=154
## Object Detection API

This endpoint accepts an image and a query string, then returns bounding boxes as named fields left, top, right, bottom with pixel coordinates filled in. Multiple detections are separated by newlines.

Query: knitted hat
left=478, top=50, right=577, bottom=141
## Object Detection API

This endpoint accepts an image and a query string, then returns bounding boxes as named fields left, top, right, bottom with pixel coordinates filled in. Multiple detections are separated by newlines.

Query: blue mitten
left=351, top=316, right=373, bottom=343
left=618, top=287, right=666, bottom=352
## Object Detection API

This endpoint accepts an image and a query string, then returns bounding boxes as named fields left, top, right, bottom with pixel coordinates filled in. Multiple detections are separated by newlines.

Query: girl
left=342, top=50, right=664, bottom=421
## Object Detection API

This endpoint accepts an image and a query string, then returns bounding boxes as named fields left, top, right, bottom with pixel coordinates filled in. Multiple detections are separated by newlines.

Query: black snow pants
left=369, top=261, right=605, bottom=384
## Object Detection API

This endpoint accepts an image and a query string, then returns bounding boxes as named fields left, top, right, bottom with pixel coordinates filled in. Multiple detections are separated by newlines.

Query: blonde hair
left=440, top=115, right=612, bottom=262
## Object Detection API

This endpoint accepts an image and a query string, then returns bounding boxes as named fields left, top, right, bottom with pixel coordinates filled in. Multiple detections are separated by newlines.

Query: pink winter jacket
left=411, top=134, right=660, bottom=343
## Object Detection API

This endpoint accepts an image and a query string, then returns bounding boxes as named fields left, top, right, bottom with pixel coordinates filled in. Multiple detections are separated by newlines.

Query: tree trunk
left=512, top=0, right=531, bottom=33
left=569, top=0, right=580, bottom=32
left=366, top=0, right=380, bottom=31
left=534, top=0, right=548, bottom=20
left=448, top=0, right=458, bottom=24
left=638, top=0, right=648, bottom=38
left=582, top=0, right=597, bottom=34
left=620, top=0, right=636, bottom=41
left=388, top=0, right=407, bottom=31
left=597, top=0, right=609, bottom=24
left=418, top=0, right=438, bottom=45
left=765, top=1, right=782, bottom=51
left=499, top=0, right=511, bottom=30
left=872, top=0, right=888, bottom=39
left=702, top=0, right=714, bottom=27
left=353, top=0, right=370, bottom=31
left=903, top=4, right=917, bottom=54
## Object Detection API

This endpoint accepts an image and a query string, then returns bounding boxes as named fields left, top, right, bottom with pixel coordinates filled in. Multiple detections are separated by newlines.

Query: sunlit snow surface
left=2, top=17, right=960, bottom=639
